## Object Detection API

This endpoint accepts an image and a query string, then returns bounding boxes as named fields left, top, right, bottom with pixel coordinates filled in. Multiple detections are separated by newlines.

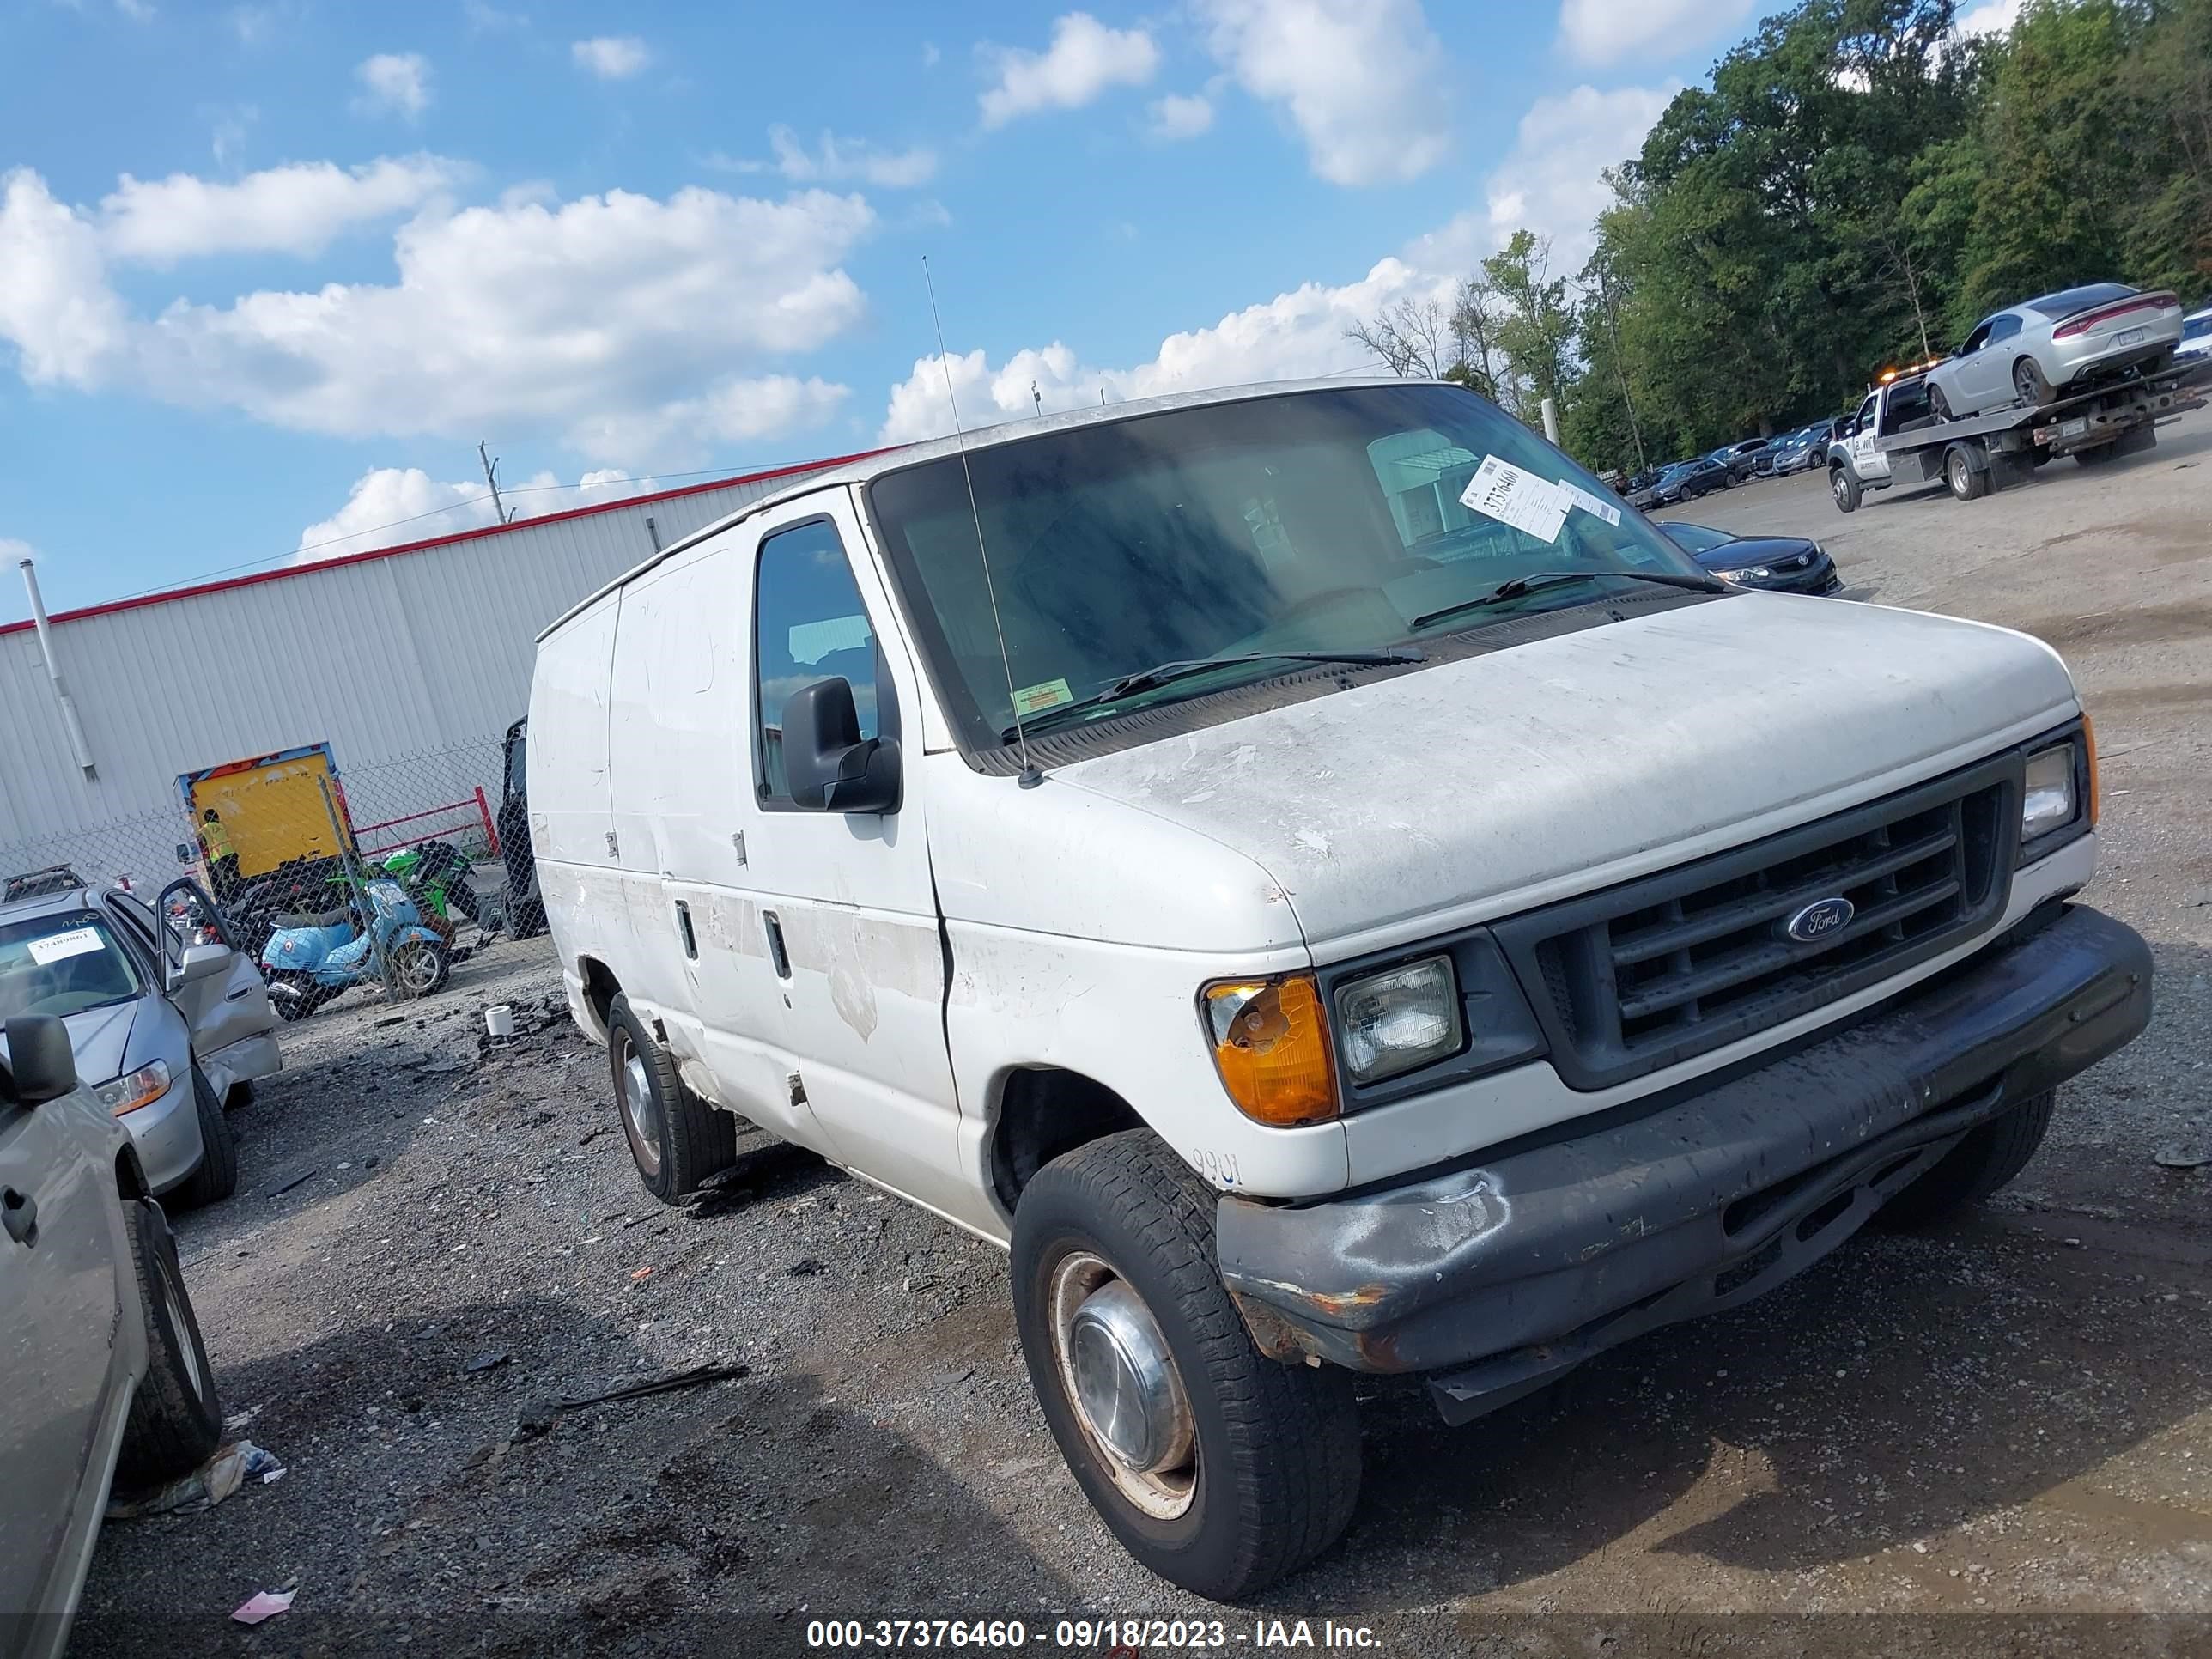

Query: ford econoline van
left=529, top=379, right=2150, bottom=1598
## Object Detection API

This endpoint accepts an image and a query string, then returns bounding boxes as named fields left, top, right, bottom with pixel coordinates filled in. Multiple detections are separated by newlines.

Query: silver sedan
left=1924, top=283, right=2185, bottom=420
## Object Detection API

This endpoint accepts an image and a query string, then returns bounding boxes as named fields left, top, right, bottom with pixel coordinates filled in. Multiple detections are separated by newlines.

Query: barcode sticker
left=1558, top=481, right=1623, bottom=525
left=27, top=927, right=103, bottom=965
left=1459, top=455, right=1568, bottom=544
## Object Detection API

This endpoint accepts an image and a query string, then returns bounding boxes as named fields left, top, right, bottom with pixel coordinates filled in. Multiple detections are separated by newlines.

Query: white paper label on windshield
left=27, top=927, right=103, bottom=965
left=1559, top=481, right=1623, bottom=526
left=1459, top=455, right=1568, bottom=544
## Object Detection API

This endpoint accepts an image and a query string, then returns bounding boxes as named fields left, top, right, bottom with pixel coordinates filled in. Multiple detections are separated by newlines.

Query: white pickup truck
left=531, top=378, right=2152, bottom=1598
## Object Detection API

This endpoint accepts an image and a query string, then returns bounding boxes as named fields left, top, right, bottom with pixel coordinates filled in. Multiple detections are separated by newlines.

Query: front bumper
left=124, top=1073, right=206, bottom=1194
left=1216, top=904, right=2151, bottom=1423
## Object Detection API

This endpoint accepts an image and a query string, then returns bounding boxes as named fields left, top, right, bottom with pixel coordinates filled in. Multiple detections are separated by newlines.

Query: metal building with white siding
left=2, top=450, right=874, bottom=889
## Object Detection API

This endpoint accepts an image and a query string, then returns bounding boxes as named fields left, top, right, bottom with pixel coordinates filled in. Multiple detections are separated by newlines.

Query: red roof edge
left=1, top=446, right=894, bottom=638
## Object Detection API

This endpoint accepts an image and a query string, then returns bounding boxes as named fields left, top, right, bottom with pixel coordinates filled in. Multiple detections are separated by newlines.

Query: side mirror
left=174, top=940, right=234, bottom=987
left=3, top=1014, right=78, bottom=1107
left=781, top=678, right=901, bottom=814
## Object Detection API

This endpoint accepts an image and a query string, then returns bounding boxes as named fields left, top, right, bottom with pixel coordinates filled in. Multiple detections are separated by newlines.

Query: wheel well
left=578, top=957, right=619, bottom=1029
left=115, top=1143, right=151, bottom=1203
left=989, top=1067, right=1145, bottom=1215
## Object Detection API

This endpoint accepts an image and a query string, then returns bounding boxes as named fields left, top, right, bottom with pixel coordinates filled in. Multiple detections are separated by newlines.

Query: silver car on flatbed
left=1925, top=282, right=2186, bottom=419
left=0, top=869, right=280, bottom=1206
left=2, top=1012, right=224, bottom=1659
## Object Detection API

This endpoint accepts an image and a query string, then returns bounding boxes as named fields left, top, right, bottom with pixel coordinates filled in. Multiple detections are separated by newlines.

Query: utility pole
left=478, top=440, right=515, bottom=523
left=1030, top=381, right=1042, bottom=416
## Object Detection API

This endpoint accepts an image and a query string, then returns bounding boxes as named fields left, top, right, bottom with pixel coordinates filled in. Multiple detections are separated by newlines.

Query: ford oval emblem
left=1784, top=896, right=1855, bottom=943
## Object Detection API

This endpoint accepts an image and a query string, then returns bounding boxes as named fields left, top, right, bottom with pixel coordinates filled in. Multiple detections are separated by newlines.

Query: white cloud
left=1146, top=93, right=1214, bottom=141
left=355, top=52, right=431, bottom=120
left=98, top=155, right=461, bottom=264
left=1954, top=0, right=2024, bottom=36
left=1558, top=0, right=1753, bottom=67
left=1407, top=82, right=1677, bottom=277
left=465, top=0, right=528, bottom=33
left=114, top=0, right=154, bottom=19
left=295, top=465, right=660, bottom=561
left=881, top=257, right=1447, bottom=442
left=0, top=169, right=130, bottom=386
left=0, top=538, right=34, bottom=566
left=1195, top=0, right=1450, bottom=185
left=978, top=12, right=1159, bottom=128
left=0, top=168, right=872, bottom=467
left=722, top=127, right=938, bottom=189
left=571, top=35, right=649, bottom=79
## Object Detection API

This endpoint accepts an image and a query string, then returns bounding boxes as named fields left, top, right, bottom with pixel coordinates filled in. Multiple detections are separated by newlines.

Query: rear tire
left=1830, top=465, right=1861, bottom=514
left=173, top=1066, right=237, bottom=1208
left=1945, top=447, right=1990, bottom=501
left=607, top=994, right=737, bottom=1203
left=390, top=939, right=450, bottom=998
left=1878, top=1091, right=2056, bottom=1229
left=115, top=1199, right=223, bottom=1488
left=2014, top=356, right=2055, bottom=408
left=1012, top=1130, right=1362, bottom=1601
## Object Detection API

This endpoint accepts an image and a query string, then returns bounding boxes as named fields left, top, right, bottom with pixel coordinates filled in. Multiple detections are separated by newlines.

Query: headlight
left=2021, top=723, right=2097, bottom=852
left=96, top=1060, right=171, bottom=1117
left=1334, top=956, right=1463, bottom=1085
left=1714, top=567, right=1770, bottom=583
left=1201, top=975, right=1338, bottom=1126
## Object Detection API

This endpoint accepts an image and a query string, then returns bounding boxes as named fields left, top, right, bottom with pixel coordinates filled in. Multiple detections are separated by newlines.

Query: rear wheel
left=2014, top=356, right=2056, bottom=408
left=1012, top=1130, right=1361, bottom=1600
left=1879, top=1091, right=2056, bottom=1229
left=389, top=938, right=450, bottom=998
left=607, top=994, right=737, bottom=1202
left=115, top=1199, right=223, bottom=1487
left=173, top=1066, right=236, bottom=1208
left=1945, top=447, right=1990, bottom=501
left=1830, top=465, right=1861, bottom=514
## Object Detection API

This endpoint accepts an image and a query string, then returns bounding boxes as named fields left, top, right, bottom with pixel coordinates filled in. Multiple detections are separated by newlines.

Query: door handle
left=3, top=1188, right=36, bottom=1248
left=762, top=911, right=791, bottom=981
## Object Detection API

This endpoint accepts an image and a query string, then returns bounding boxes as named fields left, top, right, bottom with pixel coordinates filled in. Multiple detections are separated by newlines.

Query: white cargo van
left=530, top=379, right=2150, bottom=1598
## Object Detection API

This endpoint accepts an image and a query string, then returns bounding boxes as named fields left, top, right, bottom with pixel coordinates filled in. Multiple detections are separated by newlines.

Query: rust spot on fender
left=1307, top=1282, right=1389, bottom=1317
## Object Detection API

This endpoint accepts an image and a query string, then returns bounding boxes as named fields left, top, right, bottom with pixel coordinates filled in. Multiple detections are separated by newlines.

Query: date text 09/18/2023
left=803, top=1617, right=1383, bottom=1649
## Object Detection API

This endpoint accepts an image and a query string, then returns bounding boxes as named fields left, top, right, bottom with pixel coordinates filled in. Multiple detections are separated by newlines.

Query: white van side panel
left=528, top=593, right=621, bottom=873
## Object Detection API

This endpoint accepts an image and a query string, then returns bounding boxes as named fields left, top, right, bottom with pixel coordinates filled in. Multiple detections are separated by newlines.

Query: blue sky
left=0, top=0, right=1787, bottom=617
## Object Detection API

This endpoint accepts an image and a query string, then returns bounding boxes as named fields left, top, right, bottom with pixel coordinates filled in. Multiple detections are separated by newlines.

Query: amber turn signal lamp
left=2082, top=712, right=2100, bottom=828
left=1202, top=974, right=1339, bottom=1127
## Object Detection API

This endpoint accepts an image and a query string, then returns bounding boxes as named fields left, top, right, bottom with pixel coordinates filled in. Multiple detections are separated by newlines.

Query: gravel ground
left=75, top=412, right=2212, bottom=1656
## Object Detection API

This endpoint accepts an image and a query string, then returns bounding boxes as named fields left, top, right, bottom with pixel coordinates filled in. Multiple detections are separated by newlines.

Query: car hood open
left=1054, top=594, right=2078, bottom=952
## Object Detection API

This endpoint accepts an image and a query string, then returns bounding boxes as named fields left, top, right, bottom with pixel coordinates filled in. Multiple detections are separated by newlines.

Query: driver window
left=1854, top=395, right=1877, bottom=433
left=1960, top=320, right=1993, bottom=353
left=754, top=520, right=878, bottom=802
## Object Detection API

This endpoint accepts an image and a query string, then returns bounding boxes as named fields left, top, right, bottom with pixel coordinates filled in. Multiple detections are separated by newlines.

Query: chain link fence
left=1, top=737, right=517, bottom=916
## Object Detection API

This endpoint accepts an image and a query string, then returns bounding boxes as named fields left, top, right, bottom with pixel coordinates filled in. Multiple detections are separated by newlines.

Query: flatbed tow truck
left=1826, top=356, right=2210, bottom=512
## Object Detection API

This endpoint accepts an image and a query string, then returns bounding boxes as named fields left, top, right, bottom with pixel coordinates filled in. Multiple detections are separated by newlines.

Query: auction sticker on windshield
left=1559, top=480, right=1623, bottom=526
left=27, top=927, right=104, bottom=965
left=1012, top=678, right=1074, bottom=714
left=1459, top=454, right=1567, bottom=543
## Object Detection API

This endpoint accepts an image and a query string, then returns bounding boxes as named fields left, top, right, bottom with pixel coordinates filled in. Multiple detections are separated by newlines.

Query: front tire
left=1830, top=465, right=1862, bottom=514
left=173, top=1066, right=237, bottom=1208
left=607, top=994, right=737, bottom=1203
left=1012, top=1131, right=1361, bottom=1601
left=390, top=938, right=450, bottom=998
left=116, top=1199, right=223, bottom=1487
left=1879, top=1091, right=2056, bottom=1229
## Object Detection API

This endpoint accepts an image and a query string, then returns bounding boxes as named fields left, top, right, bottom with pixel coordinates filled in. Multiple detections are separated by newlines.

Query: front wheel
left=115, top=1199, right=223, bottom=1487
left=173, top=1066, right=237, bottom=1208
left=607, top=994, right=737, bottom=1203
left=1012, top=1131, right=1361, bottom=1600
left=1830, top=465, right=1862, bottom=514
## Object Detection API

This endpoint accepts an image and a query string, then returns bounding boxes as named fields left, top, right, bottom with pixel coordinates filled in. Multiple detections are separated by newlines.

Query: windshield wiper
left=1002, top=649, right=1424, bottom=742
left=1410, top=568, right=1724, bottom=632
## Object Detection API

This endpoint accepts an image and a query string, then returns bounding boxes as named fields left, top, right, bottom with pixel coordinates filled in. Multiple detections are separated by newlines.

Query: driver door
left=1847, top=394, right=1887, bottom=479
left=139, top=881, right=280, bottom=1088
left=1949, top=319, right=1997, bottom=411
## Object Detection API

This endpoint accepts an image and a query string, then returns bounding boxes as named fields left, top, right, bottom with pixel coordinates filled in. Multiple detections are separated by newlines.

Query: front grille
left=1775, top=552, right=1810, bottom=570
left=1493, top=757, right=2019, bottom=1090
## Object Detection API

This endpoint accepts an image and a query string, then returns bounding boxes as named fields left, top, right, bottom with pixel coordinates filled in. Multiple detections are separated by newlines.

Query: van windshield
left=863, top=385, right=1711, bottom=751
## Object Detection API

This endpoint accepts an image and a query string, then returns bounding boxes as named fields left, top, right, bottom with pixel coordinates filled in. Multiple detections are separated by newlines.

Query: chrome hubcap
left=1049, top=1252, right=1196, bottom=1518
left=396, top=945, right=439, bottom=994
left=621, top=1046, right=660, bottom=1172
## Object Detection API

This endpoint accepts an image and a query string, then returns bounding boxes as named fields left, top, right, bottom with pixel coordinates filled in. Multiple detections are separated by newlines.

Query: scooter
left=260, top=878, right=451, bottom=1020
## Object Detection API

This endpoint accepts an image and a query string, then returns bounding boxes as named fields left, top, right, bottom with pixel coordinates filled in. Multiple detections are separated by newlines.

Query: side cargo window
left=753, top=519, right=880, bottom=803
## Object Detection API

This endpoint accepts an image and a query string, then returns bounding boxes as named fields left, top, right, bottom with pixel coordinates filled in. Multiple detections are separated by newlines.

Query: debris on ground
left=2153, top=1145, right=2209, bottom=1170
left=464, top=1350, right=512, bottom=1375
left=230, top=1589, right=295, bottom=1626
left=787, top=1258, right=825, bottom=1277
left=266, top=1168, right=318, bottom=1197
left=106, top=1441, right=285, bottom=1520
left=514, top=1363, right=750, bottom=1442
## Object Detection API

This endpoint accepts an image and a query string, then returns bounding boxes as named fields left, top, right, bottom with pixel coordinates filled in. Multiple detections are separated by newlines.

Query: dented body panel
left=1217, top=904, right=2152, bottom=1413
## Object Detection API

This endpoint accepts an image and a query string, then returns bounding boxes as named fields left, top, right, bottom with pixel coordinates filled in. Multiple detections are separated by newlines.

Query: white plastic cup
left=484, top=1004, right=515, bottom=1040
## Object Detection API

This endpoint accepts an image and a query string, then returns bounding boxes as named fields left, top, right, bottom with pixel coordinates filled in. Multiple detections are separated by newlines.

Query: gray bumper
left=127, top=1074, right=206, bottom=1194
left=1215, top=904, right=2153, bottom=1423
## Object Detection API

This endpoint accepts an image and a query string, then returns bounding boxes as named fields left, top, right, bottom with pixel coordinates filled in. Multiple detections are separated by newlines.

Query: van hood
left=1054, top=594, right=2078, bottom=954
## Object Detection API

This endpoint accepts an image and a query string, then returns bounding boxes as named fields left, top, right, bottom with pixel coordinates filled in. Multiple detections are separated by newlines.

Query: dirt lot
left=76, top=413, right=2212, bottom=1656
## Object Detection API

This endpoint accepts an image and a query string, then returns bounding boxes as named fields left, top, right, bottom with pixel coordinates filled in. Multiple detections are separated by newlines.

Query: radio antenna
left=923, top=255, right=1041, bottom=788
